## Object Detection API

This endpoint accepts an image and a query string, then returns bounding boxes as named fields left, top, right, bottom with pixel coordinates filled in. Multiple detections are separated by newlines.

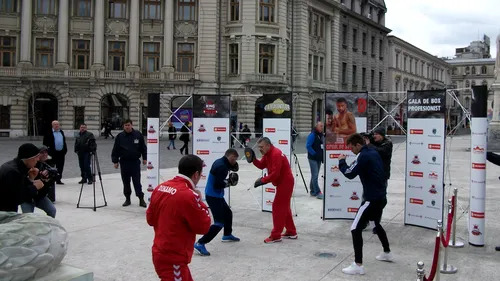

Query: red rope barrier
left=423, top=235, right=441, bottom=281
left=441, top=195, right=455, bottom=247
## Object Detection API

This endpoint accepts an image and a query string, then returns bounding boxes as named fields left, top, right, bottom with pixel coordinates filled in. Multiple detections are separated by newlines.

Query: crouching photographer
left=20, top=146, right=57, bottom=218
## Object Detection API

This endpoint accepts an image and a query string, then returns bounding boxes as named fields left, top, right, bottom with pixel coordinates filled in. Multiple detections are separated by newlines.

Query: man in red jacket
left=147, top=155, right=211, bottom=281
left=247, top=137, right=297, bottom=243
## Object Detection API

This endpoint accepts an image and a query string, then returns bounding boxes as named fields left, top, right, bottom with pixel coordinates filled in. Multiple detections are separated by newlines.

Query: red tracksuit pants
left=270, top=177, right=296, bottom=239
left=154, top=263, right=194, bottom=281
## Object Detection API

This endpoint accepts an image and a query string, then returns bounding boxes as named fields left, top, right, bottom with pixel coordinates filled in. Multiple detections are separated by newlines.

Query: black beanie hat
left=373, top=127, right=386, bottom=137
left=17, top=143, right=40, bottom=159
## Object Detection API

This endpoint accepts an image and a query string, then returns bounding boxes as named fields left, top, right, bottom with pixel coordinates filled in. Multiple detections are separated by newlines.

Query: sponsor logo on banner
left=329, top=194, right=342, bottom=198
left=265, top=128, right=276, bottom=133
left=471, top=179, right=486, bottom=184
left=265, top=188, right=275, bottom=193
left=428, top=144, right=441, bottom=150
left=331, top=179, right=341, bottom=187
left=410, top=171, right=423, bottom=177
left=427, top=200, right=439, bottom=210
left=472, top=146, right=485, bottom=154
left=266, top=200, right=273, bottom=205
left=409, top=141, right=424, bottom=146
left=147, top=175, right=157, bottom=180
left=196, top=138, right=210, bottom=142
left=330, top=154, right=340, bottom=159
left=408, top=184, right=423, bottom=189
left=428, top=128, right=441, bottom=138
left=147, top=139, right=158, bottom=144
left=198, top=125, right=206, bottom=132
left=350, top=192, right=360, bottom=200
left=471, top=211, right=485, bottom=218
left=214, top=127, right=227, bottom=132
left=347, top=207, right=358, bottom=213
left=264, top=98, right=291, bottom=114
left=278, top=140, right=288, bottom=145
left=201, top=174, right=207, bottom=180
left=429, top=185, right=438, bottom=194
left=148, top=126, right=156, bottom=134
left=203, top=101, right=217, bottom=116
left=472, top=131, right=487, bottom=136
left=472, top=163, right=486, bottom=170
left=147, top=162, right=154, bottom=170
left=429, top=155, right=440, bottom=165
left=471, top=225, right=482, bottom=236
left=410, top=129, right=424, bottom=134
left=328, top=208, right=342, bottom=212
left=411, top=155, right=421, bottom=164
left=472, top=195, right=485, bottom=200
left=428, top=172, right=439, bottom=179
left=410, top=198, right=424, bottom=205
left=408, top=213, right=423, bottom=218
left=196, top=150, right=210, bottom=155
left=147, top=184, right=154, bottom=192
left=202, top=162, right=207, bottom=167
left=331, top=165, right=340, bottom=172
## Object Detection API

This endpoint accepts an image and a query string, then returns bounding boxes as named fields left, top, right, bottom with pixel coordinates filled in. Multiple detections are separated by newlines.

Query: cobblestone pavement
left=0, top=134, right=406, bottom=180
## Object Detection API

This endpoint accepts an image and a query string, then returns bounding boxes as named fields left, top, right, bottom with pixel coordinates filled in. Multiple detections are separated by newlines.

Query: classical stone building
left=386, top=35, right=452, bottom=127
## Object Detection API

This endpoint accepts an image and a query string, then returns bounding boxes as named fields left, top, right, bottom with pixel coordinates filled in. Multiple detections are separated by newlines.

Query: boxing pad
left=228, top=172, right=239, bottom=186
left=229, top=162, right=239, bottom=172
left=244, top=148, right=256, bottom=163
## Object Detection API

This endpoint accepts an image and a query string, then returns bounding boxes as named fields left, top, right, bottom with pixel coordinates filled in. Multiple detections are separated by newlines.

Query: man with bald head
left=42, top=120, right=67, bottom=191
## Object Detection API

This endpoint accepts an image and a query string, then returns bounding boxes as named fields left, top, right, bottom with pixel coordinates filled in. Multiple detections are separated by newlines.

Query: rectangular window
left=352, top=65, right=357, bottom=85
left=371, top=36, right=375, bottom=55
left=176, top=43, right=195, bottom=72
left=35, top=38, right=54, bottom=67
left=144, top=0, right=161, bottom=20
left=0, top=0, right=17, bottom=13
left=410, top=58, right=413, bottom=73
left=379, top=39, right=383, bottom=57
left=404, top=57, right=407, bottom=71
left=0, top=36, right=16, bottom=67
left=421, top=63, right=424, bottom=76
left=379, top=72, right=383, bottom=90
left=143, top=42, right=160, bottom=72
left=362, top=32, right=367, bottom=52
left=371, top=69, right=375, bottom=89
left=178, top=0, right=196, bottom=21
left=36, top=0, right=55, bottom=15
left=313, top=56, right=318, bottom=80
left=362, top=67, right=366, bottom=87
left=73, top=0, right=91, bottom=17
left=308, top=55, right=312, bottom=77
left=74, top=106, right=85, bottom=130
left=415, top=61, right=418, bottom=75
left=319, top=57, right=324, bottom=81
left=342, top=24, right=347, bottom=45
left=342, top=62, right=347, bottom=83
left=72, top=40, right=90, bottom=69
left=395, top=53, right=399, bottom=69
left=312, top=14, right=318, bottom=37
left=259, top=0, right=275, bottom=23
left=230, top=0, right=239, bottom=21
left=109, top=0, right=127, bottom=19
left=0, top=105, right=10, bottom=129
left=258, top=44, right=274, bottom=74
left=352, top=28, right=357, bottom=49
left=108, top=41, right=126, bottom=71
left=228, top=43, right=239, bottom=75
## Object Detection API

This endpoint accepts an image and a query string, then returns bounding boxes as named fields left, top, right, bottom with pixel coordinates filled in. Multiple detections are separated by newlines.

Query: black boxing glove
left=244, top=147, right=256, bottom=163
left=228, top=172, right=239, bottom=186
left=229, top=162, right=239, bottom=172
left=254, top=177, right=264, bottom=188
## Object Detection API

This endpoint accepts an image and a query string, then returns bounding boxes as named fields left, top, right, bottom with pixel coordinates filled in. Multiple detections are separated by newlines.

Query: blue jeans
left=21, top=197, right=56, bottom=218
left=308, top=159, right=321, bottom=195
left=168, top=139, right=176, bottom=149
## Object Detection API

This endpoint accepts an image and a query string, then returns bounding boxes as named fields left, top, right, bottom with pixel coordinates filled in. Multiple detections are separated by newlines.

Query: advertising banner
left=261, top=93, right=293, bottom=212
left=146, top=93, right=160, bottom=205
left=323, top=92, right=368, bottom=220
left=404, top=90, right=446, bottom=230
left=192, top=95, right=231, bottom=204
left=469, top=85, right=488, bottom=246
left=171, top=108, right=192, bottom=130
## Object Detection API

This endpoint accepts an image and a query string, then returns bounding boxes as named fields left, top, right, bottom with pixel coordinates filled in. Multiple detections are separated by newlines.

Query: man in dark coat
left=75, top=123, right=96, bottom=184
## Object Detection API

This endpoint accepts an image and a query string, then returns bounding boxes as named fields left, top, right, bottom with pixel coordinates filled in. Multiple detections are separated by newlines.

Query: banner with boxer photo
left=146, top=93, right=160, bottom=206
left=469, top=85, right=488, bottom=246
left=323, top=92, right=368, bottom=220
left=404, top=90, right=446, bottom=230
left=192, top=95, right=231, bottom=204
left=261, top=93, right=293, bottom=212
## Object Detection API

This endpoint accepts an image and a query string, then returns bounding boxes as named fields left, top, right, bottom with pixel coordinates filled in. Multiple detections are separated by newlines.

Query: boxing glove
left=229, top=162, right=239, bottom=172
left=228, top=172, right=239, bottom=186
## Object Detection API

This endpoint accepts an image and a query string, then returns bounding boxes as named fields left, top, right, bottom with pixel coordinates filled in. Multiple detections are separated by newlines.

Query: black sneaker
left=139, top=197, right=147, bottom=208
left=122, top=198, right=131, bottom=207
left=495, top=246, right=500, bottom=251
left=78, top=179, right=86, bottom=184
left=56, top=181, right=64, bottom=185
left=88, top=180, right=93, bottom=185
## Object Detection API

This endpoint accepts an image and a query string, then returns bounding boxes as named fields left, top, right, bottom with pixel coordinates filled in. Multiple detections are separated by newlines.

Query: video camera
left=87, top=138, right=97, bottom=154
left=38, top=162, right=59, bottom=181
left=361, top=132, right=375, bottom=144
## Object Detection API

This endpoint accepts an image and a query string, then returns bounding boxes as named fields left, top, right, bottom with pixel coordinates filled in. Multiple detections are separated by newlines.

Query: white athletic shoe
left=341, top=262, right=365, bottom=275
left=376, top=251, right=394, bottom=262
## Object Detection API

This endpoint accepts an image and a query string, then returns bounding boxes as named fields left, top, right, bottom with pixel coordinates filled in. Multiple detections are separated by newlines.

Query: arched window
left=481, top=66, right=487, bottom=74
left=471, top=66, right=476, bottom=75
left=452, top=67, right=457, bottom=75
left=465, top=66, right=470, bottom=74
left=465, top=80, right=470, bottom=87
left=101, top=93, right=130, bottom=130
left=482, top=80, right=488, bottom=86
left=471, top=80, right=476, bottom=86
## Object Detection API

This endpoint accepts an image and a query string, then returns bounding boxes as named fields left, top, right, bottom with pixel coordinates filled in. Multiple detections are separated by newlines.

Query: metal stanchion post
left=416, top=261, right=425, bottom=281
left=436, top=220, right=443, bottom=281
left=440, top=199, right=458, bottom=274
left=449, top=188, right=465, bottom=248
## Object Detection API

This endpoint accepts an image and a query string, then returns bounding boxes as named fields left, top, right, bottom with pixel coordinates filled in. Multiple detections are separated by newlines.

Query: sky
left=384, top=0, right=499, bottom=58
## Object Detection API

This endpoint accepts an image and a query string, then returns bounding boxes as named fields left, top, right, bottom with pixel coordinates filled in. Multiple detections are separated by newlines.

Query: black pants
left=180, top=140, right=189, bottom=155
left=351, top=198, right=390, bottom=264
left=78, top=152, right=92, bottom=181
left=51, top=150, right=65, bottom=182
left=198, top=196, right=232, bottom=244
left=120, top=159, right=144, bottom=198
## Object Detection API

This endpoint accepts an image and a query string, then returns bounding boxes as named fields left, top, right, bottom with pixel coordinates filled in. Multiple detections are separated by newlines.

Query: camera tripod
left=77, top=151, right=108, bottom=211
left=292, top=151, right=309, bottom=194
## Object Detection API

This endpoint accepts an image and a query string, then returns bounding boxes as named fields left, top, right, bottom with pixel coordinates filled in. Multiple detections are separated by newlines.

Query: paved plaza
left=1, top=135, right=499, bottom=281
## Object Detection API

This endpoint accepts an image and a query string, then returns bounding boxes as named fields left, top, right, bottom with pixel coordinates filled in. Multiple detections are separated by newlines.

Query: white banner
left=192, top=118, right=230, bottom=204
left=404, top=120, right=446, bottom=229
left=146, top=118, right=160, bottom=205
left=469, top=117, right=487, bottom=246
left=262, top=118, right=291, bottom=212
left=323, top=117, right=367, bottom=219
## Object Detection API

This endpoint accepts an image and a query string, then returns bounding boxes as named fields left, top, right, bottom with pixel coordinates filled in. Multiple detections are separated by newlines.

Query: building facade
left=338, top=0, right=390, bottom=129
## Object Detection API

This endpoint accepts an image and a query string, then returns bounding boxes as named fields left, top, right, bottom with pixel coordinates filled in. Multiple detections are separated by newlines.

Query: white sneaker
left=376, top=251, right=394, bottom=262
left=341, top=262, right=365, bottom=275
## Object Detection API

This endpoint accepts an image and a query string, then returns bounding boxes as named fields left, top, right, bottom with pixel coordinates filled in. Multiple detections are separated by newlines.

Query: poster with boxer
left=404, top=90, right=446, bottom=230
left=469, top=85, right=488, bottom=246
left=261, top=93, right=293, bottom=212
left=192, top=95, right=231, bottom=204
left=323, top=92, right=368, bottom=220
left=146, top=93, right=161, bottom=206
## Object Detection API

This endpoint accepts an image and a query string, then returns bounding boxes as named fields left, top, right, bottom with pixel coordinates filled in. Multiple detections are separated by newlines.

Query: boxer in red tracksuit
left=146, top=155, right=211, bottom=281
left=252, top=137, right=297, bottom=243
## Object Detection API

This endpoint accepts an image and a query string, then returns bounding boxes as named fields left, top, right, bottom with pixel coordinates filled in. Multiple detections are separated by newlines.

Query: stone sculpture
left=0, top=212, right=69, bottom=281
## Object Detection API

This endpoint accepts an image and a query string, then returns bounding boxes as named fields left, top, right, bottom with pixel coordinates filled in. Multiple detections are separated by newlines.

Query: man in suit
left=42, top=120, right=67, bottom=185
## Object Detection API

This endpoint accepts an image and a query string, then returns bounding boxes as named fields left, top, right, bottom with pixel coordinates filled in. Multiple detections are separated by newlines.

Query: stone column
left=325, top=18, right=332, bottom=82
left=92, top=0, right=105, bottom=69
left=19, top=0, right=33, bottom=66
left=487, top=82, right=500, bottom=151
left=56, top=0, right=69, bottom=68
left=128, top=0, right=140, bottom=71
left=162, top=0, right=174, bottom=72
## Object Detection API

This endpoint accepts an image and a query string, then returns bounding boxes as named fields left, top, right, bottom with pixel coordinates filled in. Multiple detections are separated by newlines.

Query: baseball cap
left=38, top=145, right=49, bottom=152
left=17, top=143, right=40, bottom=160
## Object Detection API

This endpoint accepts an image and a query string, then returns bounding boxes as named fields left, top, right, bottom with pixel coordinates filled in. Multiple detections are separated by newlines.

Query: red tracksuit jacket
left=146, top=175, right=211, bottom=266
left=253, top=145, right=293, bottom=186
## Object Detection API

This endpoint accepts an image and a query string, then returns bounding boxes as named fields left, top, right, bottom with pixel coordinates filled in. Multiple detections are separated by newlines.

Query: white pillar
left=128, top=0, right=140, bottom=70
left=56, top=0, right=69, bottom=67
left=325, top=18, right=332, bottom=82
left=19, top=0, right=33, bottom=65
left=93, top=0, right=105, bottom=69
left=163, top=0, right=174, bottom=71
